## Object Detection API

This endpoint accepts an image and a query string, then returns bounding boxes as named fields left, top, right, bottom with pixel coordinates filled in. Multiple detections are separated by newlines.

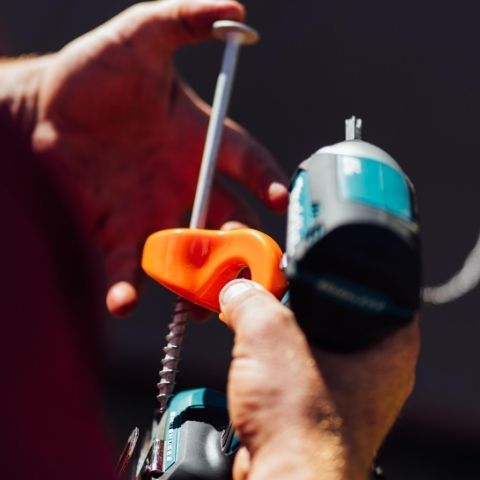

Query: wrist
left=0, top=55, right=52, bottom=142
left=249, top=426, right=371, bottom=480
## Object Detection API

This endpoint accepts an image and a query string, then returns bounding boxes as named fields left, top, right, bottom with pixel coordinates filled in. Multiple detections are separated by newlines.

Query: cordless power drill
left=122, top=117, right=421, bottom=479
left=286, top=116, right=421, bottom=351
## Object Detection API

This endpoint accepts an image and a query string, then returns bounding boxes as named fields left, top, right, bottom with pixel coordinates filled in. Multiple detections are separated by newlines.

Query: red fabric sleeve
left=0, top=116, right=116, bottom=479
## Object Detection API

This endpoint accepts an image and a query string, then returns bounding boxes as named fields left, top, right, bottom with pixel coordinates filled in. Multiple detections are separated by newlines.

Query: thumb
left=218, top=279, right=315, bottom=455
left=107, top=281, right=138, bottom=317
left=118, top=0, right=245, bottom=55
left=104, top=245, right=144, bottom=317
left=219, top=279, right=296, bottom=349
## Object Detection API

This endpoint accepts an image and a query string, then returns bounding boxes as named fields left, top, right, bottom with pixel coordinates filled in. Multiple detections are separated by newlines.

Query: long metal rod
left=189, top=35, right=242, bottom=229
left=157, top=24, right=257, bottom=416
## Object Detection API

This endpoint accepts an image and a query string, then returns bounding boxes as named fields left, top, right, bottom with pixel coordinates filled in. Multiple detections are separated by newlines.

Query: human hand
left=219, top=280, right=419, bottom=480
left=29, top=0, right=288, bottom=316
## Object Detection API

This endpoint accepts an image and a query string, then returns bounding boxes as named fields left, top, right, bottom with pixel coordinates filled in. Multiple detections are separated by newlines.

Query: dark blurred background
left=3, top=0, right=480, bottom=477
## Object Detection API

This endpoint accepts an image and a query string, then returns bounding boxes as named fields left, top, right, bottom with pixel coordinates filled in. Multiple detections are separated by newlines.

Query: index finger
left=116, top=0, right=246, bottom=55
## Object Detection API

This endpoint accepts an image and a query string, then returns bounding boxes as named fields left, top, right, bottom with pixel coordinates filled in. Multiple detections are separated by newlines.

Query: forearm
left=0, top=55, right=51, bottom=141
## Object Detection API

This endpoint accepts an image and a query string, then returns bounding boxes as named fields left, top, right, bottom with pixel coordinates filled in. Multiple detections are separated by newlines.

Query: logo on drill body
left=164, top=411, right=177, bottom=469
left=316, top=278, right=386, bottom=313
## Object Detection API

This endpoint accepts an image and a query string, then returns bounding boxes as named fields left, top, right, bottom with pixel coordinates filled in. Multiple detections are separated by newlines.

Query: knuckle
left=231, top=294, right=292, bottom=339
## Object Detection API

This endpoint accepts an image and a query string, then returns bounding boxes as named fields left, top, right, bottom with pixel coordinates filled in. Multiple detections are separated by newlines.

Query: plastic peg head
left=212, top=20, right=260, bottom=45
left=142, top=228, right=286, bottom=312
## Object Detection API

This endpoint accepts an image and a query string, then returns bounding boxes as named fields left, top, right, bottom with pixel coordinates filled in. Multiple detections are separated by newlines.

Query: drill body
left=136, top=389, right=236, bottom=480
left=286, top=118, right=421, bottom=351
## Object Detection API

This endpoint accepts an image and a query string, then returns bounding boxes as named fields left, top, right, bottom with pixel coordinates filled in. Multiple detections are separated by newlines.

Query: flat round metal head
left=212, top=20, right=259, bottom=45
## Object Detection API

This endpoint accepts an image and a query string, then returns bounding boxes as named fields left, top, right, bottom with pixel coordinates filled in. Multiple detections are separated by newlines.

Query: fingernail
left=268, top=182, right=289, bottom=211
left=268, top=181, right=288, bottom=196
left=106, top=281, right=137, bottom=317
left=219, top=279, right=262, bottom=309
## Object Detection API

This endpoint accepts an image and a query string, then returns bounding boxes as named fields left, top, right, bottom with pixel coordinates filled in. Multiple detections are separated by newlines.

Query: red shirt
left=0, top=115, right=115, bottom=479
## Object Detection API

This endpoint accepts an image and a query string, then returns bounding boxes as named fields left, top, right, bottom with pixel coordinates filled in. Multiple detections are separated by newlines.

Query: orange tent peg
left=142, top=228, right=287, bottom=312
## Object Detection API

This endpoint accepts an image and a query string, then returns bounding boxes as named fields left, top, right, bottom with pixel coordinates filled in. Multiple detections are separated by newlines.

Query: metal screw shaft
left=156, top=299, right=188, bottom=409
